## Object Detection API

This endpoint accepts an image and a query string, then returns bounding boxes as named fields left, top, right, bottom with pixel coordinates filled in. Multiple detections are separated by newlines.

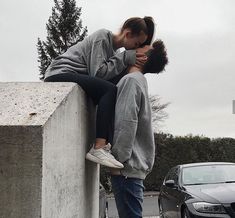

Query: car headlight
left=192, top=202, right=226, bottom=214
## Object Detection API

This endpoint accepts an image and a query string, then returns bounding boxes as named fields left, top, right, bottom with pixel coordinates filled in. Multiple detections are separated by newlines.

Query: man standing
left=111, top=40, right=168, bottom=218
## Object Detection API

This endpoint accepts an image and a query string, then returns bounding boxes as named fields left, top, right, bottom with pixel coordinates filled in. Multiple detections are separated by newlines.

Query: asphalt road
left=107, top=195, right=159, bottom=218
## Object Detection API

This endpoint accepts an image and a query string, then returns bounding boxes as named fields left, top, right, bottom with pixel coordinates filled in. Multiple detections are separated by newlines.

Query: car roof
left=178, top=162, right=235, bottom=169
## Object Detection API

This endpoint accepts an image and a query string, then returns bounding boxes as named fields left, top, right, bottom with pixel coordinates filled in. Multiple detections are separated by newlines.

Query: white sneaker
left=103, top=143, right=112, bottom=150
left=86, top=144, right=124, bottom=168
left=103, top=143, right=123, bottom=166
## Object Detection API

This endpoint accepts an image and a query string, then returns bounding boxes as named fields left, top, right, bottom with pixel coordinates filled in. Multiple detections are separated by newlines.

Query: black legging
left=44, top=72, right=117, bottom=142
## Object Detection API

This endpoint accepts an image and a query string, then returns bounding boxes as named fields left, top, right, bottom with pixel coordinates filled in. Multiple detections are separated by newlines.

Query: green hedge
left=101, top=133, right=235, bottom=192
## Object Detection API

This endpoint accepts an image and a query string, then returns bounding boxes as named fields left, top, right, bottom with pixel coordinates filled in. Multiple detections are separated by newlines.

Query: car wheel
left=182, top=207, right=191, bottom=218
left=158, top=201, right=164, bottom=218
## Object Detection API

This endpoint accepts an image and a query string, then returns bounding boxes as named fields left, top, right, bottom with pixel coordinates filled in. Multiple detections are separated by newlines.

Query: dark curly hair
left=142, top=40, right=168, bottom=74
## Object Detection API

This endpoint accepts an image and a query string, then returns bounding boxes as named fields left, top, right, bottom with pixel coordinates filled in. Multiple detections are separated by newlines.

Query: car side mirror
left=165, top=180, right=176, bottom=188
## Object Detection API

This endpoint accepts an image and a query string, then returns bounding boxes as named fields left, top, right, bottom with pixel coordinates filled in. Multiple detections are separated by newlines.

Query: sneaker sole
left=86, top=153, right=123, bottom=169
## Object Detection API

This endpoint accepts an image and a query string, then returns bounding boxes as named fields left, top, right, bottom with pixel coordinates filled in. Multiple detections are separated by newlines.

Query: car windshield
left=182, top=164, right=235, bottom=185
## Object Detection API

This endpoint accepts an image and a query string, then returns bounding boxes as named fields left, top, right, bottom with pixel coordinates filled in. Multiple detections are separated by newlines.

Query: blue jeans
left=111, top=175, right=144, bottom=218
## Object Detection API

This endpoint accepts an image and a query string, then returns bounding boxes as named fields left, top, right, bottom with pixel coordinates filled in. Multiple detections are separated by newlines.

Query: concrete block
left=0, top=82, right=99, bottom=218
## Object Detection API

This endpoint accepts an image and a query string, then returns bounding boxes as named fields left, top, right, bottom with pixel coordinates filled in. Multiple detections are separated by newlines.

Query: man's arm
left=112, top=76, right=142, bottom=163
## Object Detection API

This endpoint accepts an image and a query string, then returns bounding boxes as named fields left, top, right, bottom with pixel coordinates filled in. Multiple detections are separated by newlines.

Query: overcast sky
left=0, top=0, right=234, bottom=138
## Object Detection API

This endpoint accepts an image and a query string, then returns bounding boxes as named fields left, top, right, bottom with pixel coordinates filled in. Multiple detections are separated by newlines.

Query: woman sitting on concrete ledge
left=44, top=16, right=155, bottom=169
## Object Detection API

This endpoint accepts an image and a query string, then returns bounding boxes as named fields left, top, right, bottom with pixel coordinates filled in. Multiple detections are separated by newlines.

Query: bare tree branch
left=149, top=95, right=170, bottom=132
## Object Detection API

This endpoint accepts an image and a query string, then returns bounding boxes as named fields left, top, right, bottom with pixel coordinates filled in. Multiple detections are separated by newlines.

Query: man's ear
left=145, top=49, right=152, bottom=57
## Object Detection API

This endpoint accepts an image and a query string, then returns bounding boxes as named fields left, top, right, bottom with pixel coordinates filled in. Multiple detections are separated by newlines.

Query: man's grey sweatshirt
left=112, top=72, right=155, bottom=180
left=44, top=29, right=136, bottom=80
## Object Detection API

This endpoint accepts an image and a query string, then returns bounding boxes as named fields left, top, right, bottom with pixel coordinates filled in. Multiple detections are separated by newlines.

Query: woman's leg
left=45, top=72, right=123, bottom=168
left=45, top=72, right=116, bottom=146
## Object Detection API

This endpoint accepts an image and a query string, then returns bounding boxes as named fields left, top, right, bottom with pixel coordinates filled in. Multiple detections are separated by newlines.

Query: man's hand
left=135, top=52, right=147, bottom=68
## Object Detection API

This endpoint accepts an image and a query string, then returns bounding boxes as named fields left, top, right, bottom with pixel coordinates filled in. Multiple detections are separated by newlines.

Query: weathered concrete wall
left=0, top=126, right=43, bottom=217
left=0, top=82, right=99, bottom=218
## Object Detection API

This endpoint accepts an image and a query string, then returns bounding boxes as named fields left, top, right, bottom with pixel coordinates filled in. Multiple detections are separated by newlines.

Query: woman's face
left=123, top=31, right=147, bottom=50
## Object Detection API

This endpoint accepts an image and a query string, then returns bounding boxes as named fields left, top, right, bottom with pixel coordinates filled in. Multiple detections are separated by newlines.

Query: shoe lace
left=103, top=143, right=112, bottom=153
left=103, top=143, right=116, bottom=159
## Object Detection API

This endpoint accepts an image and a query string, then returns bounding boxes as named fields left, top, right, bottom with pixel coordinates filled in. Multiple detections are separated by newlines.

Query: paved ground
left=107, top=192, right=159, bottom=218
left=143, top=217, right=159, bottom=218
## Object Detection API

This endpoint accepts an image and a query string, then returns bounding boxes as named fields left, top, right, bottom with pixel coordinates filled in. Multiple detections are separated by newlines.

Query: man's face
left=136, top=45, right=152, bottom=54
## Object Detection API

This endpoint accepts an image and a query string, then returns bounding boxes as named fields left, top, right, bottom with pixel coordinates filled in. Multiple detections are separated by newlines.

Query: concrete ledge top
left=0, top=82, right=79, bottom=126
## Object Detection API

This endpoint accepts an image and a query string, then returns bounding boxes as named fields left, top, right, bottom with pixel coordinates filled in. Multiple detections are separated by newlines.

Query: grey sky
left=0, top=0, right=234, bottom=138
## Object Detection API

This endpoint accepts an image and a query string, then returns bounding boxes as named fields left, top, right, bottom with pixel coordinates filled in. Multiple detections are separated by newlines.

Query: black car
left=158, top=162, right=235, bottom=218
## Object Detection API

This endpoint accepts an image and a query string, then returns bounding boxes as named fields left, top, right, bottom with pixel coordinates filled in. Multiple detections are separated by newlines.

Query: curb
left=109, top=217, right=159, bottom=218
left=107, top=191, right=159, bottom=199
